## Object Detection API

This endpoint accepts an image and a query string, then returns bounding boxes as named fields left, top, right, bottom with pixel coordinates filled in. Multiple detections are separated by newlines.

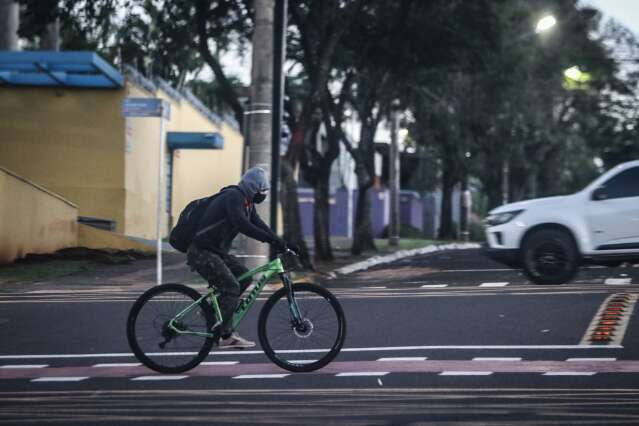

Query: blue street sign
left=122, top=97, right=171, bottom=119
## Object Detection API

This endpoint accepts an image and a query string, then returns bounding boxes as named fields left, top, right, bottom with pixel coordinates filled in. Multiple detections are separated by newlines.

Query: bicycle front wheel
left=127, top=284, right=215, bottom=374
left=258, top=283, right=346, bottom=372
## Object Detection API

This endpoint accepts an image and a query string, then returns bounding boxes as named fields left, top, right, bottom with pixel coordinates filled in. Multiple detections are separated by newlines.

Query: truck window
left=601, top=166, right=639, bottom=199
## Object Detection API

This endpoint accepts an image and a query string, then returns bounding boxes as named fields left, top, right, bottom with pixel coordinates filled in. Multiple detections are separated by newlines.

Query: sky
left=582, top=0, right=639, bottom=35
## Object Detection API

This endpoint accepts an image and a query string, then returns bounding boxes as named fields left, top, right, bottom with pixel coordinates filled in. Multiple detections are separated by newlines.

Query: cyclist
left=186, top=166, right=296, bottom=349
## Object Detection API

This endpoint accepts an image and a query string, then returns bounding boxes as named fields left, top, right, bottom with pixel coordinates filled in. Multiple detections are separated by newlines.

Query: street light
left=535, top=15, right=557, bottom=33
left=564, top=65, right=590, bottom=83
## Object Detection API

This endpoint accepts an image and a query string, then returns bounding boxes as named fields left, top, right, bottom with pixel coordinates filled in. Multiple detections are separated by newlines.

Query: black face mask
left=253, top=192, right=267, bottom=204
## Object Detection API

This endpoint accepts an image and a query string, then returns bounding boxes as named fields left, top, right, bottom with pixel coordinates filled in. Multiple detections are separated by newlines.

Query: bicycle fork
left=280, top=273, right=304, bottom=327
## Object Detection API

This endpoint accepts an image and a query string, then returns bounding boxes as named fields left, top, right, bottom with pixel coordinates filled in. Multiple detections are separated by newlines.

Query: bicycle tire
left=258, top=283, right=346, bottom=373
left=127, top=283, right=215, bottom=374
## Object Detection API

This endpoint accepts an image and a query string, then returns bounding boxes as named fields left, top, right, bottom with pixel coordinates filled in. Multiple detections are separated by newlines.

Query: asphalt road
left=1, top=248, right=638, bottom=425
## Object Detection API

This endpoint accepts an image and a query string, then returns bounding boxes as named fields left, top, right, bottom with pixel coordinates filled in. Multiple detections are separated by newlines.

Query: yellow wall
left=122, top=84, right=165, bottom=239
left=0, top=80, right=244, bottom=243
left=0, top=86, right=126, bottom=232
left=164, top=96, right=245, bottom=223
left=0, top=167, right=78, bottom=263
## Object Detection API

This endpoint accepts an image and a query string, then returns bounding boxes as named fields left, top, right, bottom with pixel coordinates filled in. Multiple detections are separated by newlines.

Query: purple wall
left=298, top=188, right=423, bottom=237
left=400, top=191, right=423, bottom=230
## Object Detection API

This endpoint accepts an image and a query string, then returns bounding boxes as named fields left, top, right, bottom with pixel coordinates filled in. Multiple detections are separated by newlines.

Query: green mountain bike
left=126, top=249, right=346, bottom=374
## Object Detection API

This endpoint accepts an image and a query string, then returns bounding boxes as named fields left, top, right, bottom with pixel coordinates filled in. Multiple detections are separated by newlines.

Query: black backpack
left=169, top=195, right=216, bottom=253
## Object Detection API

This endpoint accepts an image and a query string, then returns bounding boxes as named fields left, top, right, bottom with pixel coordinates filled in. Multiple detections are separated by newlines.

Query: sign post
left=122, top=98, right=171, bottom=285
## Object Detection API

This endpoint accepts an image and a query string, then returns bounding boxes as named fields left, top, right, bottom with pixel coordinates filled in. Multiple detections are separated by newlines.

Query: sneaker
left=217, top=332, right=256, bottom=349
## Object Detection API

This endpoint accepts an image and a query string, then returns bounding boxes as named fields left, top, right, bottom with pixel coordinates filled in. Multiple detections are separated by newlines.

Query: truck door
left=586, top=166, right=639, bottom=250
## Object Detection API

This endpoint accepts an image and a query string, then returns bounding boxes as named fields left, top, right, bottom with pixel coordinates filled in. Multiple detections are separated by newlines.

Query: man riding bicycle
left=187, top=167, right=296, bottom=349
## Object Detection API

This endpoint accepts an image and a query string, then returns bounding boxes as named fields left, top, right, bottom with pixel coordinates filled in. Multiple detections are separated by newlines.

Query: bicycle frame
left=168, top=255, right=302, bottom=339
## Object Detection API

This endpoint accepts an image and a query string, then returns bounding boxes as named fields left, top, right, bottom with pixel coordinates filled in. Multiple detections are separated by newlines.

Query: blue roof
left=167, top=132, right=224, bottom=150
left=0, top=51, right=124, bottom=89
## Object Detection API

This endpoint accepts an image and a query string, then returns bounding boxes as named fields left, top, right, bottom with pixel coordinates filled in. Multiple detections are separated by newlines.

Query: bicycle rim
left=127, top=284, right=214, bottom=373
left=259, top=283, right=346, bottom=372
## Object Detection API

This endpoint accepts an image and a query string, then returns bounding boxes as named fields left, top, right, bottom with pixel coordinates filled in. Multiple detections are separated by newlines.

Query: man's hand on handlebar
left=285, top=242, right=300, bottom=256
left=272, top=238, right=300, bottom=256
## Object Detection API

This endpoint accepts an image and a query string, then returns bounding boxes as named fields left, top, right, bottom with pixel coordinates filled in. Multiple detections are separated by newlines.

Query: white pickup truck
left=484, top=159, right=639, bottom=284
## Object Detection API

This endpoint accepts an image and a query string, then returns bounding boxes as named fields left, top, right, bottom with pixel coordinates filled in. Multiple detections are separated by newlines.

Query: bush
left=380, top=223, right=423, bottom=239
left=469, top=221, right=487, bottom=242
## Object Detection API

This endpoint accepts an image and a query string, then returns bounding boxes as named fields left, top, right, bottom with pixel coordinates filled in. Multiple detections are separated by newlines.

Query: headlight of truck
left=485, top=209, right=524, bottom=227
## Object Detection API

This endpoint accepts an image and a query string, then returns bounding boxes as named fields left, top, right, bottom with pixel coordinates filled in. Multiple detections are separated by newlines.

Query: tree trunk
left=438, top=159, right=457, bottom=240
left=313, top=168, right=333, bottom=260
left=351, top=158, right=376, bottom=254
left=352, top=178, right=375, bottom=254
left=350, top=118, right=379, bottom=255
left=478, top=145, right=504, bottom=211
left=280, top=158, right=314, bottom=269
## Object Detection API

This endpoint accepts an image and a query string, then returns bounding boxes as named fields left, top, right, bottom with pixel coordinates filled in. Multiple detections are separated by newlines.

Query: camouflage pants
left=186, top=244, right=251, bottom=335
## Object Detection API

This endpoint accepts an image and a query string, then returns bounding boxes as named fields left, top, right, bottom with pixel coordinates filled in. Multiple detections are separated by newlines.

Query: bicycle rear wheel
left=258, top=283, right=346, bottom=372
left=127, top=284, right=215, bottom=373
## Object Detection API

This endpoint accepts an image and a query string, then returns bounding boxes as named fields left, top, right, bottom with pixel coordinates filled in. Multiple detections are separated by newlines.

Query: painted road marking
left=131, top=375, right=188, bottom=381
left=479, top=282, right=509, bottom=287
left=420, top=284, right=448, bottom=288
left=472, top=357, right=521, bottom=362
left=200, top=361, right=239, bottom=366
left=93, top=363, right=141, bottom=368
left=378, top=357, right=427, bottom=362
left=580, top=292, right=638, bottom=345
left=567, top=358, right=617, bottom=362
left=543, top=372, right=596, bottom=376
left=31, top=377, right=88, bottom=382
left=336, top=372, right=389, bottom=377
left=605, top=278, right=632, bottom=285
left=364, top=286, right=387, bottom=289
left=404, top=269, right=515, bottom=277
left=289, top=360, right=317, bottom=364
left=0, top=344, right=623, bottom=360
left=4, top=359, right=639, bottom=382
left=1, top=364, right=48, bottom=369
left=440, top=371, right=493, bottom=376
left=233, top=374, right=289, bottom=379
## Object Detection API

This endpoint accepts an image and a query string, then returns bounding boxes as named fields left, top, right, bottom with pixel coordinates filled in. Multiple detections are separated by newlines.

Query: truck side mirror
left=592, top=186, right=608, bottom=201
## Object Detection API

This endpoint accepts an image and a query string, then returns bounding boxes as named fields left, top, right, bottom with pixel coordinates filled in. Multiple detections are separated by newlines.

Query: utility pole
left=388, top=102, right=401, bottom=247
left=0, top=0, right=19, bottom=50
left=245, top=0, right=274, bottom=269
left=270, top=0, right=287, bottom=240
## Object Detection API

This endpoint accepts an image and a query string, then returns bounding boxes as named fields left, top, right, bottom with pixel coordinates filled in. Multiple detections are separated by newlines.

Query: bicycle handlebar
left=277, top=247, right=299, bottom=257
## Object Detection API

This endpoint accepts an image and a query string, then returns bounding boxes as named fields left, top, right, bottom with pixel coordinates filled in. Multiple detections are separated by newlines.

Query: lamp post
left=388, top=100, right=401, bottom=247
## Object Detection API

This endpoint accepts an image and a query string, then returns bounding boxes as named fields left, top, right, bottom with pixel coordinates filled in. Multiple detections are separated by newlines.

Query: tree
left=194, top=0, right=253, bottom=128
left=19, top=1, right=252, bottom=127
left=339, top=0, right=502, bottom=247
left=282, top=0, right=363, bottom=262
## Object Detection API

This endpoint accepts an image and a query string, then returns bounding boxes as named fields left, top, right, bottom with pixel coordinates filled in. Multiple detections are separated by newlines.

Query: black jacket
left=193, top=186, right=277, bottom=254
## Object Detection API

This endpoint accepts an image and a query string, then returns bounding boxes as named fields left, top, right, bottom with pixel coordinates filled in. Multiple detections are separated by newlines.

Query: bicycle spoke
left=261, top=285, right=343, bottom=369
left=128, top=285, right=214, bottom=373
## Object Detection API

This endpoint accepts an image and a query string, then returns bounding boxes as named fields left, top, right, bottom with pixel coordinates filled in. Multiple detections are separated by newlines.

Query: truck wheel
left=522, top=229, right=579, bottom=285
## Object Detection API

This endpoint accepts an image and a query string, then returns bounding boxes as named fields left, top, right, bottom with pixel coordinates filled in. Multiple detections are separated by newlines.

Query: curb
left=329, top=242, right=482, bottom=278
